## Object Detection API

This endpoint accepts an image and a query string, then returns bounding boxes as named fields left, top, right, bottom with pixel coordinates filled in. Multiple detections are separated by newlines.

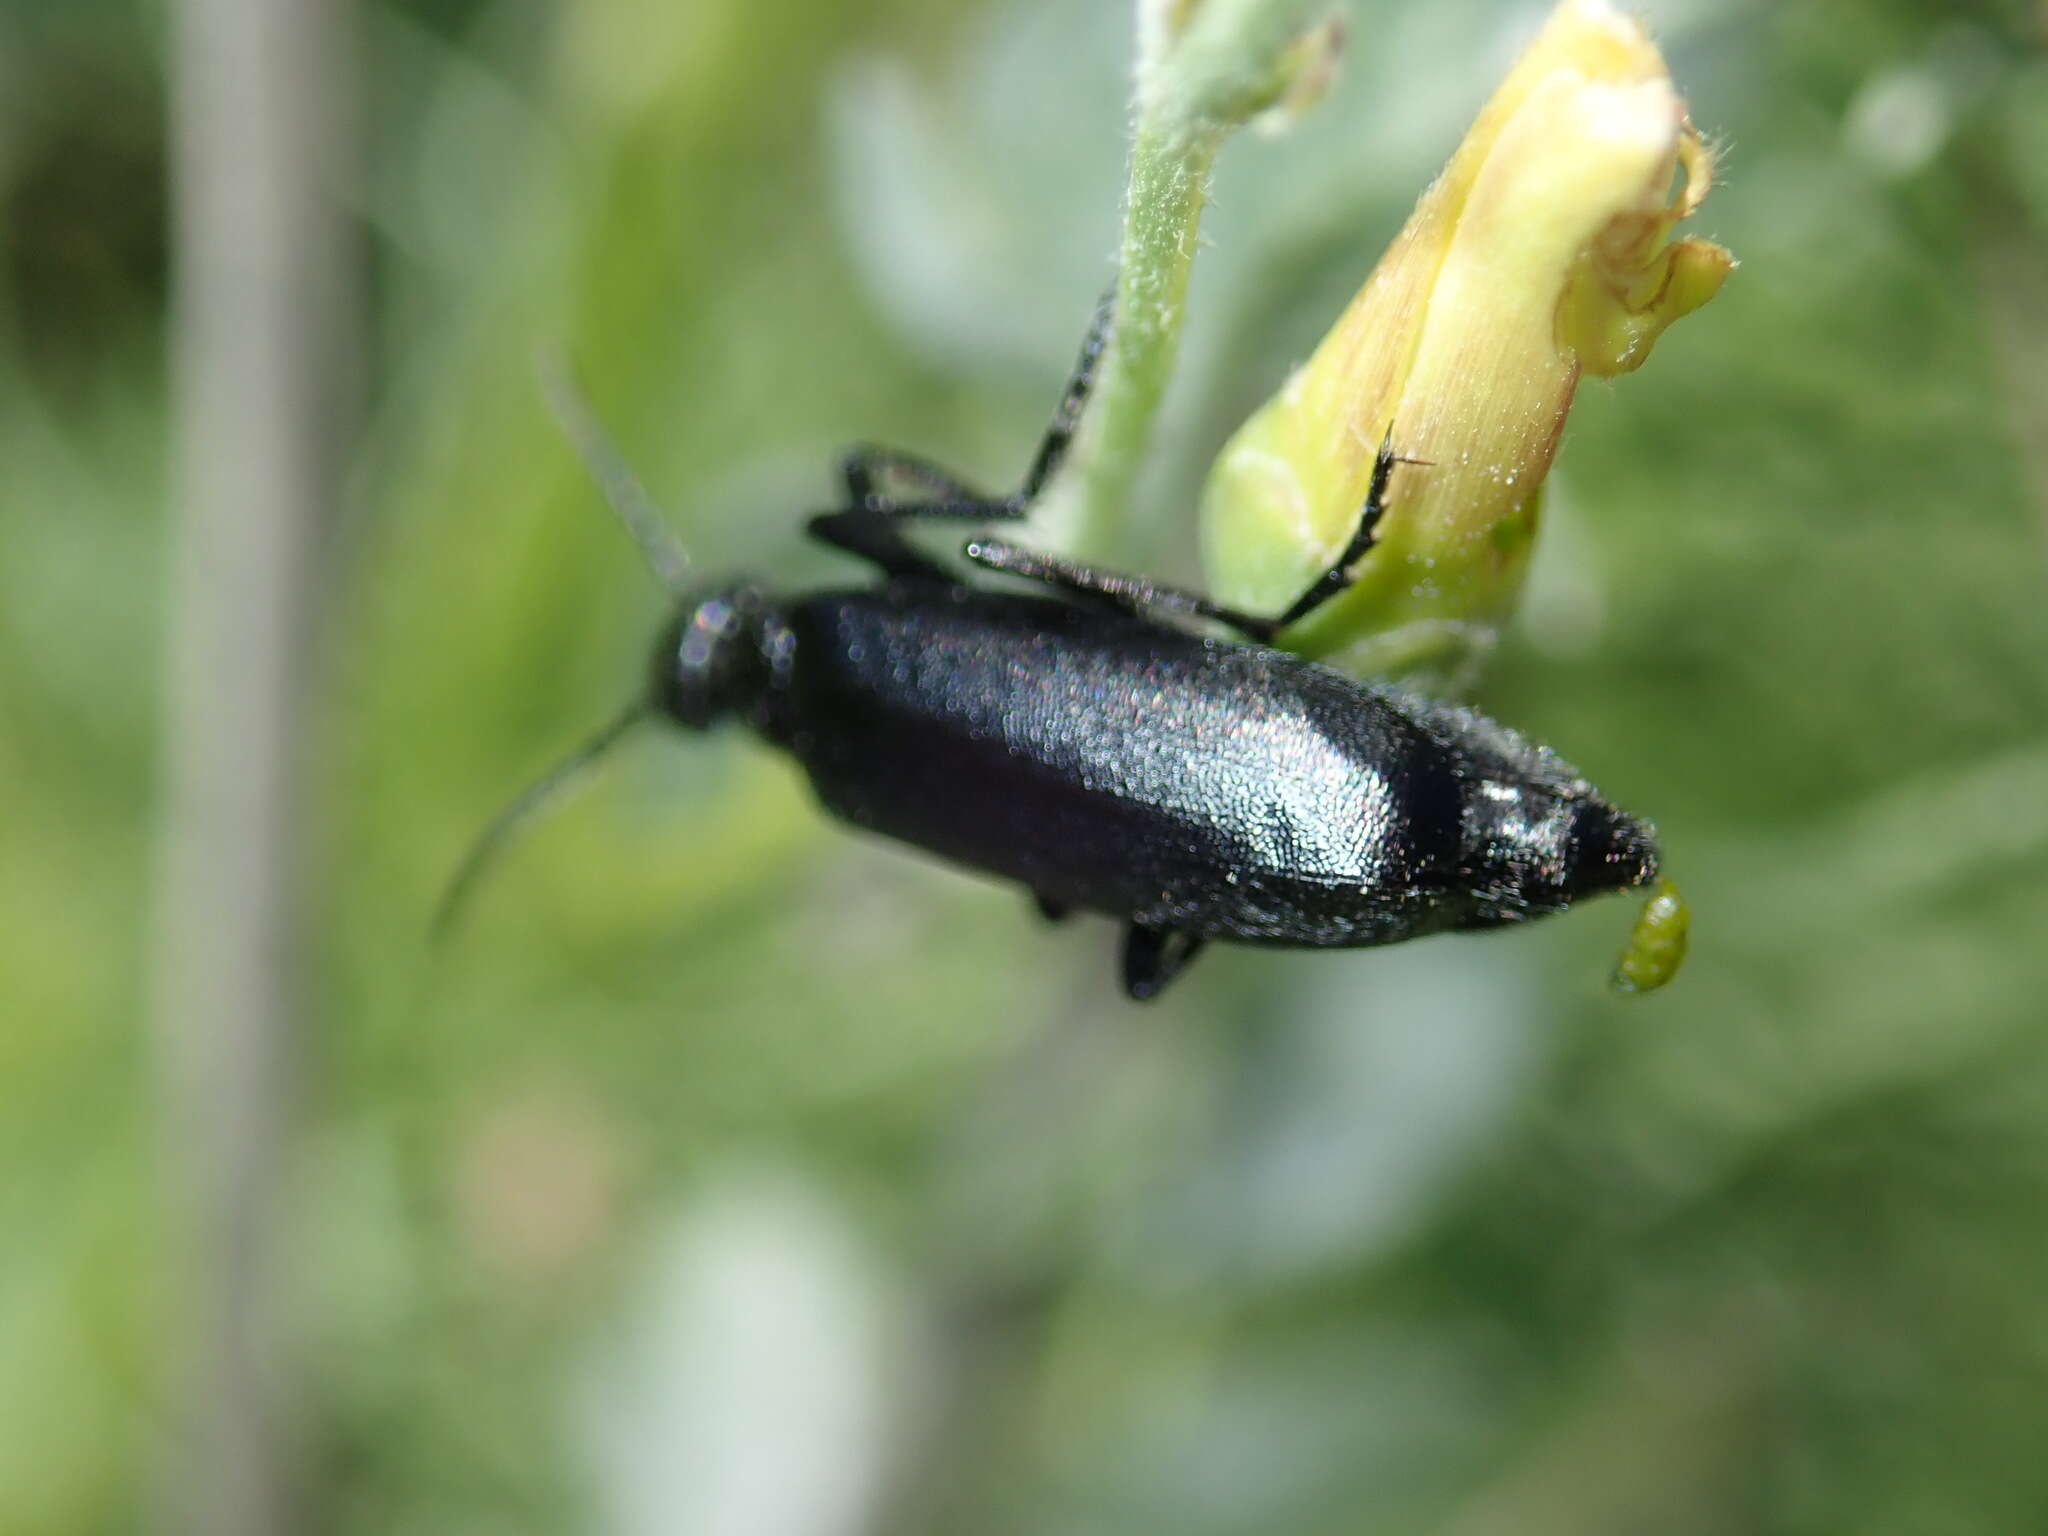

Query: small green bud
left=1610, top=877, right=1690, bottom=994
left=1200, top=0, right=1734, bottom=692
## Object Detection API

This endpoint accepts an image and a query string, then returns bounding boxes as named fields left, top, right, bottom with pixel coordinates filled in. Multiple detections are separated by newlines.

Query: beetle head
left=651, top=583, right=779, bottom=729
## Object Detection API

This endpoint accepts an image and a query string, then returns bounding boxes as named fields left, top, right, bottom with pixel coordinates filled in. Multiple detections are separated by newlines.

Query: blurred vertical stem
left=156, top=0, right=353, bottom=1530
left=1056, top=0, right=1340, bottom=558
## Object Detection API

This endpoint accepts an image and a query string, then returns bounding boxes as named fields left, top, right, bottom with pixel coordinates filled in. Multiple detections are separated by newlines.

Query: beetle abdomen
left=766, top=589, right=1468, bottom=945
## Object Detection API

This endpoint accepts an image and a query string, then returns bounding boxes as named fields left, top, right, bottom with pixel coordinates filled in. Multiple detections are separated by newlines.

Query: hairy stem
left=1055, top=0, right=1337, bottom=558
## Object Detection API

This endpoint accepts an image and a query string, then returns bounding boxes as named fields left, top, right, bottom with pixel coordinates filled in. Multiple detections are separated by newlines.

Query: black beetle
left=445, top=296, right=1664, bottom=1000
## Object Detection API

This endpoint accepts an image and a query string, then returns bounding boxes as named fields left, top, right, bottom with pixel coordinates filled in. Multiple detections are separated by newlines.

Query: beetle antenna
left=538, top=349, right=693, bottom=595
left=432, top=700, right=648, bottom=943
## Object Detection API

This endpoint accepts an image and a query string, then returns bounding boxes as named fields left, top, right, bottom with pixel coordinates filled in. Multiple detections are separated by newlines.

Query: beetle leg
left=805, top=508, right=957, bottom=581
left=963, top=538, right=1282, bottom=642
left=840, top=283, right=1116, bottom=521
left=808, top=449, right=993, bottom=578
left=951, top=421, right=1411, bottom=642
left=1266, top=430, right=1403, bottom=632
left=839, top=446, right=992, bottom=509
left=807, top=445, right=999, bottom=579
left=828, top=284, right=1117, bottom=520
left=1017, top=281, right=1116, bottom=504
left=1122, top=924, right=1206, bottom=1001
left=809, top=286, right=1116, bottom=575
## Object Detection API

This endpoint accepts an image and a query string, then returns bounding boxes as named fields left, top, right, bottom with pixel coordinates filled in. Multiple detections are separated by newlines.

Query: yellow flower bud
left=1200, top=0, right=1733, bottom=690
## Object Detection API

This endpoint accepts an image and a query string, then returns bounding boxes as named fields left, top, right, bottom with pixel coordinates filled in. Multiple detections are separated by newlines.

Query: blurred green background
left=7, top=0, right=2048, bottom=1530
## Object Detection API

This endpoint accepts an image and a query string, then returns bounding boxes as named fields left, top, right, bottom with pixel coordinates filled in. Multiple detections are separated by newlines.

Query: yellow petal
left=1201, top=0, right=1733, bottom=689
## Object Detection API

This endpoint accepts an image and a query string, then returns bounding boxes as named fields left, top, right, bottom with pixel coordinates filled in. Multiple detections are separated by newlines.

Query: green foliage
left=5, top=0, right=2048, bottom=1530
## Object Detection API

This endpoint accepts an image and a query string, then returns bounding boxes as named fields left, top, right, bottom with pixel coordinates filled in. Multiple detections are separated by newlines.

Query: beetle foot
left=1122, top=924, right=1205, bottom=1001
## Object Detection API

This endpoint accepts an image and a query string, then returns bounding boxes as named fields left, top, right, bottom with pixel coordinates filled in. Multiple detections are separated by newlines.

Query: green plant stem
left=1063, top=121, right=1215, bottom=559
left=1057, top=0, right=1334, bottom=559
